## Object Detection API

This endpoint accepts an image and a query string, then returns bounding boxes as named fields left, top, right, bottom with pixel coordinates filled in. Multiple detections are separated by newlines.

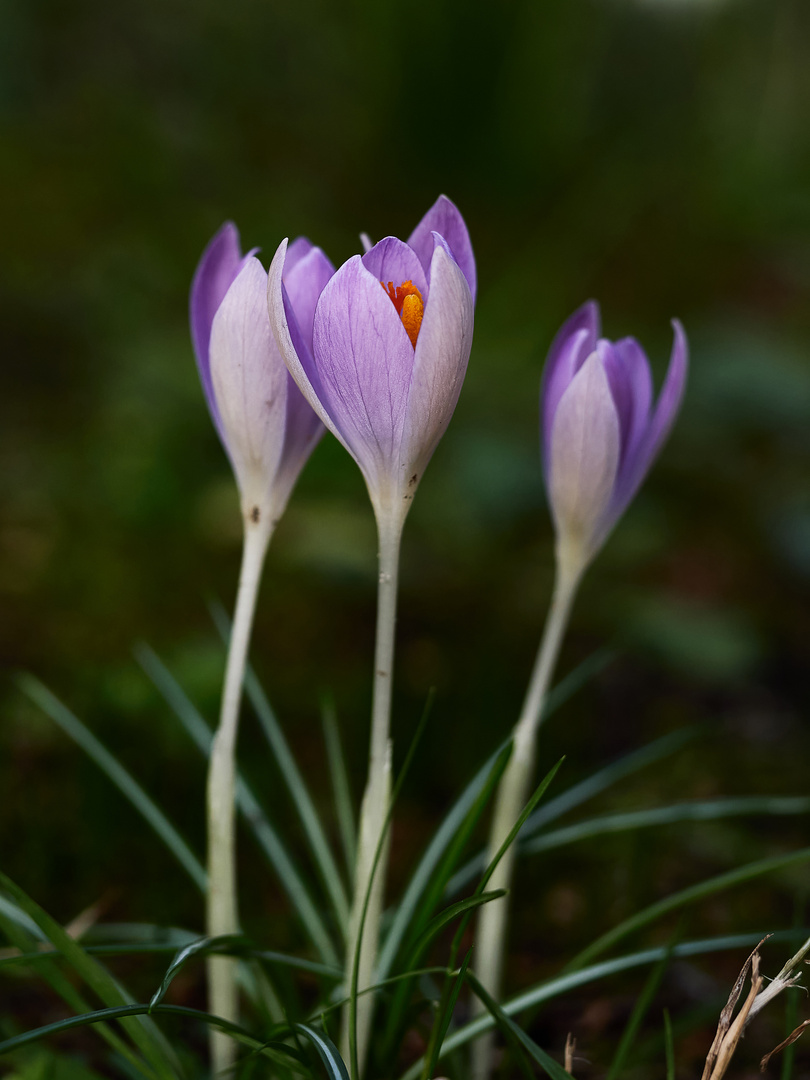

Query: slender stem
left=471, top=556, right=582, bottom=1080
left=342, top=512, right=404, bottom=1076
left=207, top=515, right=272, bottom=1077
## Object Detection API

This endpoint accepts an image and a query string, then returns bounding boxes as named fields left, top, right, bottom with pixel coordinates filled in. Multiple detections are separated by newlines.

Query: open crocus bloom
left=542, top=301, right=688, bottom=571
left=190, top=223, right=334, bottom=527
left=267, top=197, right=475, bottom=527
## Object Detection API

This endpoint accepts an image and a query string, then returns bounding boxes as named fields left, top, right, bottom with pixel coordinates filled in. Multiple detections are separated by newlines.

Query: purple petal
left=284, top=235, right=315, bottom=275
left=311, top=255, right=416, bottom=499
left=400, top=240, right=475, bottom=499
left=272, top=375, right=325, bottom=520
left=598, top=337, right=653, bottom=467
left=541, top=301, right=600, bottom=470
left=548, top=352, right=621, bottom=561
left=609, top=319, right=689, bottom=522
left=407, top=194, right=477, bottom=302
left=362, top=236, right=429, bottom=301
left=209, top=256, right=289, bottom=510
left=284, top=244, right=336, bottom=358
left=268, top=239, right=337, bottom=440
left=611, top=336, right=653, bottom=465
left=190, top=222, right=244, bottom=430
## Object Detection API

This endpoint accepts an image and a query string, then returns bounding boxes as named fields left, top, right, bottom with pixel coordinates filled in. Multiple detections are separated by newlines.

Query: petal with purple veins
left=362, top=236, right=429, bottom=301
left=548, top=353, right=620, bottom=560
left=541, top=300, right=600, bottom=469
left=400, top=241, right=475, bottom=501
left=407, top=194, right=477, bottom=302
left=190, top=222, right=244, bottom=432
left=210, top=257, right=289, bottom=509
left=284, top=244, right=336, bottom=358
left=310, top=255, right=416, bottom=503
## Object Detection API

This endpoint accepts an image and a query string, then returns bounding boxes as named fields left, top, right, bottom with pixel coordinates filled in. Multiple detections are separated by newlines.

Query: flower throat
left=381, top=280, right=424, bottom=348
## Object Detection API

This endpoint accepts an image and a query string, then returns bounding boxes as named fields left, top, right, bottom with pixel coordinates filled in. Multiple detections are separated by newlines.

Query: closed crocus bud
left=542, top=301, right=688, bottom=575
left=267, top=197, right=475, bottom=528
left=190, top=224, right=334, bottom=529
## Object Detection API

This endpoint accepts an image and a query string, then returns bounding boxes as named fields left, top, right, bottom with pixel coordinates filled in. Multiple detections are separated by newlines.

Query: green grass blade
left=540, top=647, right=615, bottom=724
left=135, top=643, right=340, bottom=967
left=150, top=934, right=244, bottom=1008
left=446, top=729, right=698, bottom=898
left=0, top=894, right=46, bottom=940
left=410, top=891, right=506, bottom=962
left=322, top=699, right=357, bottom=879
left=0, top=871, right=180, bottom=1079
left=663, top=1008, right=675, bottom=1080
left=466, top=971, right=570, bottom=1080
left=423, top=950, right=473, bottom=1080
left=523, top=796, right=810, bottom=856
left=211, top=604, right=350, bottom=930
left=0, top=906, right=152, bottom=1077
left=292, top=1023, right=350, bottom=1080
left=605, top=942, right=672, bottom=1080
left=523, top=728, right=700, bottom=835
left=566, top=845, right=810, bottom=972
left=377, top=745, right=507, bottom=983
left=397, top=932, right=808, bottom=1079
left=0, top=1003, right=298, bottom=1063
left=18, top=674, right=206, bottom=893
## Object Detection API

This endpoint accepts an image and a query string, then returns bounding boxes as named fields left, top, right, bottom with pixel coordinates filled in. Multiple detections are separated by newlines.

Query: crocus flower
left=266, top=196, right=475, bottom=527
left=542, top=301, right=688, bottom=572
left=190, top=223, right=334, bottom=527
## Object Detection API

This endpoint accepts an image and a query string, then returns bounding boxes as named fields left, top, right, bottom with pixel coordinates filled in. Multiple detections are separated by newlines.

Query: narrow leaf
left=211, top=603, right=351, bottom=930
left=0, top=871, right=179, bottom=1080
left=567, top=846, right=810, bottom=972
left=292, top=1023, right=350, bottom=1080
left=18, top=674, right=206, bottom=892
left=423, top=951, right=473, bottom=1080
left=322, top=699, right=357, bottom=878
left=523, top=797, right=810, bottom=856
left=135, top=642, right=339, bottom=967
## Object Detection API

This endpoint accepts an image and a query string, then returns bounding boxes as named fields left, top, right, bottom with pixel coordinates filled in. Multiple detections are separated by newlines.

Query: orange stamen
left=381, top=279, right=424, bottom=348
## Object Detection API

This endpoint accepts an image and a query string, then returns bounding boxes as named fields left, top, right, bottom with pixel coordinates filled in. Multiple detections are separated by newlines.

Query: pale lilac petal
left=541, top=301, right=600, bottom=467
left=272, top=375, right=325, bottom=518
left=311, top=256, right=416, bottom=497
left=210, top=257, right=289, bottom=511
left=407, top=194, right=477, bottom=302
left=284, top=236, right=314, bottom=275
left=549, top=353, right=621, bottom=560
left=362, top=237, right=429, bottom=300
left=400, top=241, right=475, bottom=502
left=610, top=336, right=653, bottom=464
left=190, top=222, right=244, bottom=430
left=609, top=319, right=688, bottom=521
left=284, top=245, right=336, bottom=358
left=268, top=239, right=339, bottom=440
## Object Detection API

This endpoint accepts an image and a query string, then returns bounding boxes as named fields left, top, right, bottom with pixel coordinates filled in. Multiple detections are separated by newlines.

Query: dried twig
left=761, top=1019, right=810, bottom=1072
left=701, top=939, right=768, bottom=1080
left=564, top=1033, right=576, bottom=1075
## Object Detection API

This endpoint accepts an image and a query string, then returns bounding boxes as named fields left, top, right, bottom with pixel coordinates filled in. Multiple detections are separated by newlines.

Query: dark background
left=2, top=0, right=810, bottom=1074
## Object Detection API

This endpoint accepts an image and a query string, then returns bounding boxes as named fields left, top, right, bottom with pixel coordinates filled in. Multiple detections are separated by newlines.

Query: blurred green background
left=2, top=0, right=810, bottom=1073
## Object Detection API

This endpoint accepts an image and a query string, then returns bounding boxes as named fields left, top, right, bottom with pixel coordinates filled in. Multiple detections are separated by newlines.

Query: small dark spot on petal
left=408, top=473, right=418, bottom=487
left=250, top=506, right=261, bottom=523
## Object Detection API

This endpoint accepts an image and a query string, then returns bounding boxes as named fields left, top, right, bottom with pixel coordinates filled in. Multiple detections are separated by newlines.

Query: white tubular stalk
left=472, top=556, right=582, bottom=1080
left=342, top=513, right=403, bottom=1076
left=207, top=514, right=272, bottom=1076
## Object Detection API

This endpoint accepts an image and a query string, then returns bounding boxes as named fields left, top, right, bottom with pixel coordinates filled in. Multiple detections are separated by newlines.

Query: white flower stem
left=207, top=513, right=272, bottom=1077
left=472, top=555, right=582, bottom=1080
left=342, top=512, right=404, bottom=1076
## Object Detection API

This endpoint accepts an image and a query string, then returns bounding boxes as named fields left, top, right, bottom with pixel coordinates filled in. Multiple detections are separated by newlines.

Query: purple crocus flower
left=542, top=301, right=688, bottom=570
left=266, top=196, right=475, bottom=526
left=190, top=223, right=334, bottom=527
